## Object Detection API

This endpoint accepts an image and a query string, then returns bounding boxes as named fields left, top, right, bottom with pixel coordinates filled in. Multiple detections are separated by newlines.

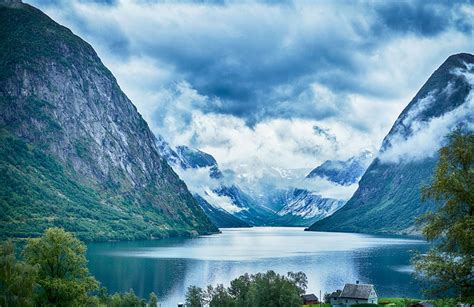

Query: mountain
left=306, top=151, right=373, bottom=185
left=271, top=189, right=345, bottom=226
left=272, top=153, right=372, bottom=226
left=213, top=185, right=274, bottom=226
left=0, top=1, right=218, bottom=241
left=194, top=194, right=251, bottom=228
left=308, top=53, right=474, bottom=235
left=175, top=146, right=223, bottom=179
left=156, top=141, right=263, bottom=227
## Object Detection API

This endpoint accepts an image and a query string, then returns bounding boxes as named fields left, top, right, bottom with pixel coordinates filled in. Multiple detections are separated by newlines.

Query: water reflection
left=86, top=227, right=427, bottom=306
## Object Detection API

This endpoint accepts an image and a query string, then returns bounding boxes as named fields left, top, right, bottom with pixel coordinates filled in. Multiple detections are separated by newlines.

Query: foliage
left=185, top=270, right=307, bottom=307
left=0, top=229, right=165, bottom=307
left=431, top=296, right=474, bottom=306
left=22, top=228, right=99, bottom=306
left=0, top=240, right=38, bottom=307
left=0, top=130, right=214, bottom=241
left=413, top=129, right=474, bottom=299
left=207, top=284, right=234, bottom=307
left=186, top=285, right=205, bottom=307
left=378, top=297, right=420, bottom=306
left=107, top=289, right=146, bottom=307
left=149, top=292, right=158, bottom=307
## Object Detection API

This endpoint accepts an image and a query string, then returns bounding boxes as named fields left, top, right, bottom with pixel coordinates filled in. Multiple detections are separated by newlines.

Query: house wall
left=368, top=290, right=378, bottom=304
left=331, top=298, right=374, bottom=306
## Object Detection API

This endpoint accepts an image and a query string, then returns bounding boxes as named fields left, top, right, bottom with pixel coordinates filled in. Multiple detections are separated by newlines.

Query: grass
left=378, top=297, right=421, bottom=306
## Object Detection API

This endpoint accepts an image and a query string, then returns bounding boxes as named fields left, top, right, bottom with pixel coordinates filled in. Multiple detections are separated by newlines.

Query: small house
left=302, top=293, right=319, bottom=305
left=331, top=282, right=378, bottom=306
left=327, top=290, right=342, bottom=305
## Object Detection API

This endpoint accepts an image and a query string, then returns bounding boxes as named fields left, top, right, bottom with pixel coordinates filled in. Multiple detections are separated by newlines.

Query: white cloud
left=379, top=69, right=474, bottom=163
left=26, top=0, right=474, bottom=194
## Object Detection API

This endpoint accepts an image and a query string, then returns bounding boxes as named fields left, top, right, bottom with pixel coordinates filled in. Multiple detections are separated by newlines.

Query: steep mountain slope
left=308, top=53, right=474, bottom=234
left=0, top=1, right=218, bottom=240
left=156, top=141, right=261, bottom=227
left=271, top=189, right=345, bottom=226
left=213, top=185, right=275, bottom=226
left=194, top=194, right=251, bottom=228
left=307, top=151, right=372, bottom=185
left=272, top=153, right=372, bottom=226
left=175, top=146, right=223, bottom=179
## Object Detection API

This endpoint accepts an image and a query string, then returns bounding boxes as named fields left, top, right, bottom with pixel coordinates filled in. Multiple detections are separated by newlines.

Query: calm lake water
left=86, top=227, right=428, bottom=306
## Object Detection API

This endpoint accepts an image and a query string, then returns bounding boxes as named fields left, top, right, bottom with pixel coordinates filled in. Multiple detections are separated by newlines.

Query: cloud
left=28, top=0, right=474, bottom=123
left=379, top=67, right=474, bottom=163
left=26, top=0, right=474, bottom=192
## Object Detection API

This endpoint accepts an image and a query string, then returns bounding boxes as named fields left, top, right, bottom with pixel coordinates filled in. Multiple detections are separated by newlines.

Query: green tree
left=108, top=289, right=145, bottom=307
left=246, top=271, right=304, bottom=307
left=185, top=285, right=204, bottom=307
left=413, top=129, right=474, bottom=298
left=229, top=273, right=251, bottom=306
left=0, top=240, right=38, bottom=307
left=208, top=284, right=234, bottom=307
left=149, top=291, right=158, bottom=307
left=22, top=228, right=99, bottom=306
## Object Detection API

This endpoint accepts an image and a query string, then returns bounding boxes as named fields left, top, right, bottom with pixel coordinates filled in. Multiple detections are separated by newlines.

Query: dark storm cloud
left=373, top=1, right=472, bottom=37
left=28, top=0, right=473, bottom=126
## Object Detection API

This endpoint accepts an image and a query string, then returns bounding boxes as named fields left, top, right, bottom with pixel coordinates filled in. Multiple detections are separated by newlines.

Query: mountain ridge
left=0, top=1, right=218, bottom=241
left=307, top=53, right=474, bottom=235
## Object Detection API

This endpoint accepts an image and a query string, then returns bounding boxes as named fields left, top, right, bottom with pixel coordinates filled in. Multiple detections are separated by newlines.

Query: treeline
left=0, top=227, right=309, bottom=307
left=0, top=228, right=158, bottom=307
left=184, top=271, right=308, bottom=307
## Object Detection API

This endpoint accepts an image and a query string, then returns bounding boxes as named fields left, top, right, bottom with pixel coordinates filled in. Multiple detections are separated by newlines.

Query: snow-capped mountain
left=306, top=150, right=373, bottom=185
left=273, top=152, right=373, bottom=226
left=175, top=146, right=223, bottom=179
left=155, top=139, right=272, bottom=227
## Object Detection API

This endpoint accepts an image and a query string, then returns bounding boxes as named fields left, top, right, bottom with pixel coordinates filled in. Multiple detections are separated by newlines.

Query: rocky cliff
left=0, top=1, right=218, bottom=240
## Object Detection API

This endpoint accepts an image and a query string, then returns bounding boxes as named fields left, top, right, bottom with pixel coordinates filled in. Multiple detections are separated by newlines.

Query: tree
left=149, top=291, right=158, bottom=307
left=22, top=228, right=99, bottom=306
left=413, top=129, right=474, bottom=298
left=0, top=240, right=38, bottom=307
left=108, top=289, right=145, bottom=307
left=208, top=284, right=234, bottom=307
left=229, top=273, right=251, bottom=306
left=185, top=285, right=204, bottom=307
left=247, top=271, right=304, bottom=307
left=287, top=271, right=308, bottom=295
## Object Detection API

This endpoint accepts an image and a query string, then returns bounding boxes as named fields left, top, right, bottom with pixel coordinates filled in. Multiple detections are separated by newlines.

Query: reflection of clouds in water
left=393, top=265, right=415, bottom=273
left=86, top=228, right=427, bottom=306
left=108, top=228, right=424, bottom=261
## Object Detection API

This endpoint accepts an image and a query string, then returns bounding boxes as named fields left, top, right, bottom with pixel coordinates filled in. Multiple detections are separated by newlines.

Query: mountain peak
left=0, top=1, right=218, bottom=240
left=444, top=53, right=474, bottom=67
left=0, top=0, right=23, bottom=8
left=308, top=53, right=473, bottom=235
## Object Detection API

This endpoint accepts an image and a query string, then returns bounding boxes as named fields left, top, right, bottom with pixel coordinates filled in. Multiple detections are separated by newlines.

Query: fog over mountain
left=25, top=0, right=473, bottom=195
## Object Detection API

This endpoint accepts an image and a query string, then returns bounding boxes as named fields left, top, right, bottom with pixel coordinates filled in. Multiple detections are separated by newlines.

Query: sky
left=28, top=0, right=474, bottom=183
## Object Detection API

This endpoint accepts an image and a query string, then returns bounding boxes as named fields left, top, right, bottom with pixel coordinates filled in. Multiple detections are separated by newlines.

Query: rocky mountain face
left=175, top=146, right=223, bottom=179
left=213, top=185, right=274, bottom=226
left=308, top=53, right=474, bottom=234
left=271, top=189, right=346, bottom=226
left=194, top=194, right=251, bottom=228
left=307, top=151, right=373, bottom=185
left=157, top=140, right=274, bottom=227
left=272, top=153, right=372, bottom=226
left=0, top=1, right=218, bottom=241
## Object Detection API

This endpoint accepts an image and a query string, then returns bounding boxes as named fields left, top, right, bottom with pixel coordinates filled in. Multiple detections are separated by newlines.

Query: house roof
left=328, top=290, right=341, bottom=299
left=302, top=294, right=318, bottom=301
left=340, top=284, right=376, bottom=300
